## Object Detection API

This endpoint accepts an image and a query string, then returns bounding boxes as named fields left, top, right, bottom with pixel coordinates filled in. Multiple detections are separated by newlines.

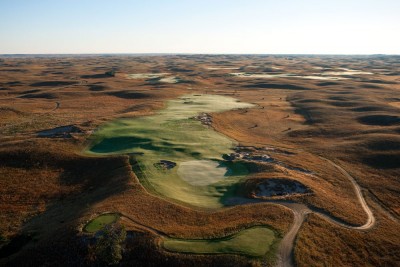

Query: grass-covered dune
left=86, top=94, right=254, bottom=208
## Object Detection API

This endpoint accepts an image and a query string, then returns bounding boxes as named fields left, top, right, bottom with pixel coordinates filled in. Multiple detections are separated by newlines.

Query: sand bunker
left=126, top=73, right=169, bottom=79
left=254, top=179, right=311, bottom=199
left=158, top=77, right=181, bottom=83
left=154, top=160, right=177, bottom=170
left=321, top=68, right=373, bottom=76
left=193, top=113, right=212, bottom=125
left=230, top=72, right=293, bottom=79
left=225, top=151, right=273, bottom=162
left=299, top=75, right=349, bottom=80
left=230, top=72, right=348, bottom=81
left=177, top=160, right=228, bottom=186
left=206, top=66, right=239, bottom=70
left=127, top=73, right=182, bottom=84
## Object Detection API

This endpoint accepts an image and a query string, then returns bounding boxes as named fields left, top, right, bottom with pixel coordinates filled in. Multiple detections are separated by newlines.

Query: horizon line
left=1, top=52, right=398, bottom=57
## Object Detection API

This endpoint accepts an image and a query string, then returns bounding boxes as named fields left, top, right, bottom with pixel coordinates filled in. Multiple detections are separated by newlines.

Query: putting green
left=84, top=213, right=119, bottom=233
left=163, top=226, right=276, bottom=257
left=86, top=94, right=254, bottom=208
left=177, top=160, right=228, bottom=186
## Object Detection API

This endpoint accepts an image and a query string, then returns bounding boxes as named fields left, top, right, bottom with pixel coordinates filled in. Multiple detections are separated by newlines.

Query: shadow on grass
left=244, top=83, right=309, bottom=90
left=358, top=115, right=400, bottom=126
left=0, top=142, right=133, bottom=265
left=30, top=81, right=78, bottom=87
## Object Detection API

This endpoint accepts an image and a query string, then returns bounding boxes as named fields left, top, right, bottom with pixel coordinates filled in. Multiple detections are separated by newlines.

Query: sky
left=0, top=0, right=399, bottom=54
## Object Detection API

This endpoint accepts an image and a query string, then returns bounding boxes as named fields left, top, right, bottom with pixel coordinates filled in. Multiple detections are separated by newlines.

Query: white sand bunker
left=206, top=66, right=239, bottom=70
left=230, top=72, right=349, bottom=81
left=177, top=160, right=228, bottom=186
left=321, top=68, right=373, bottom=76
left=159, top=77, right=181, bottom=83
left=126, top=73, right=170, bottom=79
left=300, top=75, right=349, bottom=80
left=230, top=72, right=293, bottom=78
left=254, top=179, right=311, bottom=199
left=127, top=73, right=182, bottom=83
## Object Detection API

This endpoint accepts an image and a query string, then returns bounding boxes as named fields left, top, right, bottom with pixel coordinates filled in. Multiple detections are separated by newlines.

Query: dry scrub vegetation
left=0, top=54, right=399, bottom=266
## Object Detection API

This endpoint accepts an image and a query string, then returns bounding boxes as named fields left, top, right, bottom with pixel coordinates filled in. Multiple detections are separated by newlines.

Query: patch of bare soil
left=253, top=178, right=312, bottom=199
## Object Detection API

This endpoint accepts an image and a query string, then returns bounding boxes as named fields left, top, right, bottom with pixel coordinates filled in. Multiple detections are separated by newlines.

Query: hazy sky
left=1, top=0, right=399, bottom=54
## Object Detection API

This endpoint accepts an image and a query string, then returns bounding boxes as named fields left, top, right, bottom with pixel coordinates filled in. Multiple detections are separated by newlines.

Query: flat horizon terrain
left=0, top=54, right=399, bottom=266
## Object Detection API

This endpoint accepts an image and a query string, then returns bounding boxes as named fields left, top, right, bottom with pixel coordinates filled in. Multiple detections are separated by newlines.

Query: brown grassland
left=0, top=54, right=399, bottom=266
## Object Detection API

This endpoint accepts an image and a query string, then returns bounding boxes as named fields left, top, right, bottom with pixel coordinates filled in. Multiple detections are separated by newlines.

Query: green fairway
left=85, top=94, right=254, bottom=208
left=83, top=214, right=119, bottom=233
left=163, top=226, right=277, bottom=257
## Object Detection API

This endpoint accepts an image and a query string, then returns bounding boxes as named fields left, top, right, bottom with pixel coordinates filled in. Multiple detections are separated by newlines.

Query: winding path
left=273, top=203, right=311, bottom=267
left=274, top=157, right=376, bottom=267
left=113, top=155, right=376, bottom=267
left=322, top=158, right=375, bottom=230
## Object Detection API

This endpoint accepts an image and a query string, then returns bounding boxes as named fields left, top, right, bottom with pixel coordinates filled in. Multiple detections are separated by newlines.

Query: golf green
left=163, top=226, right=276, bottom=257
left=83, top=213, right=119, bottom=233
left=86, top=94, right=254, bottom=208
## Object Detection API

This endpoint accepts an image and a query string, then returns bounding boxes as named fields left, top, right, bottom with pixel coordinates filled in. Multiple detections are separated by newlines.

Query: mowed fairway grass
left=85, top=94, right=254, bottom=208
left=163, top=226, right=277, bottom=257
left=83, top=213, right=119, bottom=233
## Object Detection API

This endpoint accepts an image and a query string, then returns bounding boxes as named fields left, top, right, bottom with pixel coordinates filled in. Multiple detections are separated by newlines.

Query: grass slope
left=84, top=214, right=119, bottom=233
left=163, top=226, right=276, bottom=257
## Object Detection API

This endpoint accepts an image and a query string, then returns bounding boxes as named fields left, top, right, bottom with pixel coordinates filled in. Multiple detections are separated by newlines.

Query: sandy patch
left=321, top=68, right=373, bottom=76
left=255, top=179, right=310, bottom=198
left=206, top=67, right=239, bottom=70
left=159, top=77, right=180, bottom=83
left=230, top=72, right=349, bottom=81
left=126, top=73, right=169, bottom=79
left=300, top=75, right=349, bottom=80
left=230, top=72, right=293, bottom=78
